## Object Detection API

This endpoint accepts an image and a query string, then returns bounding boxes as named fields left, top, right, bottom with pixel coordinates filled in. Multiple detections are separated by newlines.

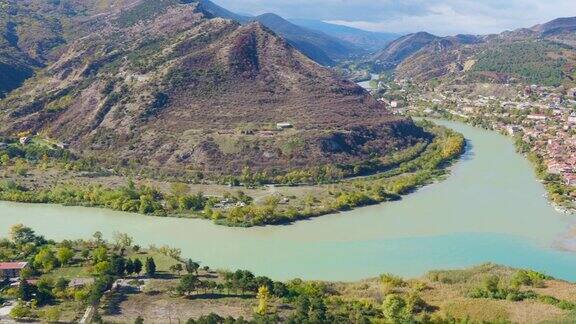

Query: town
left=365, top=77, right=576, bottom=212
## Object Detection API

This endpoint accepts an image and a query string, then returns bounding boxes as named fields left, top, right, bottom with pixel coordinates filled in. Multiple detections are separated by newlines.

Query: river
left=357, top=74, right=379, bottom=90
left=1, top=120, right=575, bottom=281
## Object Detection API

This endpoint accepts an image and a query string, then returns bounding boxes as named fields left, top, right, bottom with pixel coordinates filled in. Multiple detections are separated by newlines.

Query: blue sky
left=212, top=0, right=576, bottom=36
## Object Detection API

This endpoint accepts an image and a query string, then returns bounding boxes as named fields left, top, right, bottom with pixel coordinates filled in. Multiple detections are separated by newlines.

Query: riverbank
left=2, top=120, right=576, bottom=282
left=3, top=227, right=576, bottom=323
left=0, top=121, right=465, bottom=227
left=410, top=109, right=575, bottom=215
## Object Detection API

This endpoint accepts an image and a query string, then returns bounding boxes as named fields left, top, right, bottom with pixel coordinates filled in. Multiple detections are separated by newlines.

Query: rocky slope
left=0, top=0, right=429, bottom=177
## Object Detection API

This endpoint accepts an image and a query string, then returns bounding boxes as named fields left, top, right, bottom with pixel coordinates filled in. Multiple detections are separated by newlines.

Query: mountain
left=193, top=1, right=361, bottom=65
left=252, top=13, right=361, bottom=66
left=0, top=0, right=428, bottom=176
left=372, top=32, right=441, bottom=70
left=288, top=19, right=400, bottom=51
left=197, top=0, right=250, bottom=23
left=531, top=17, right=576, bottom=35
left=395, top=35, right=484, bottom=82
left=380, top=17, right=576, bottom=86
left=0, top=0, right=152, bottom=98
left=0, top=2, right=65, bottom=97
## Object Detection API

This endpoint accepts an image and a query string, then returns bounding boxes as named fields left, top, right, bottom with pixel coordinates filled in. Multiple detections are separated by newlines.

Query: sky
left=212, top=0, right=576, bottom=36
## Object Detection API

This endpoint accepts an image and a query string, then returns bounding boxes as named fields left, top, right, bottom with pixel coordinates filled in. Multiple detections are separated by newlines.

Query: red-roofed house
left=0, top=262, right=29, bottom=279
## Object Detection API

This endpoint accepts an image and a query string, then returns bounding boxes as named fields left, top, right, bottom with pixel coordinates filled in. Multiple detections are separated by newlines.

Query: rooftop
left=0, top=262, right=28, bottom=270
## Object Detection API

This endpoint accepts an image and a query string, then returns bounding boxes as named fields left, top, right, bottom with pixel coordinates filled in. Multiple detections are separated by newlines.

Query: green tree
left=311, top=297, right=327, bottom=322
left=110, top=256, right=126, bottom=276
left=14, top=159, right=28, bottom=176
left=34, top=247, right=58, bottom=271
left=92, top=231, right=104, bottom=245
left=382, top=294, right=410, bottom=323
left=170, top=182, right=190, bottom=197
left=56, top=246, right=74, bottom=266
left=145, top=257, right=156, bottom=277
left=178, top=274, right=199, bottom=296
left=112, top=232, right=134, bottom=252
left=43, top=307, right=61, bottom=322
left=9, top=224, right=40, bottom=245
left=185, top=259, right=200, bottom=274
left=92, top=246, right=108, bottom=263
left=272, top=282, right=288, bottom=298
left=10, top=302, right=32, bottom=319
left=125, top=259, right=134, bottom=275
left=18, top=280, right=35, bottom=301
left=133, top=259, right=143, bottom=275
left=94, top=261, right=111, bottom=275
left=0, top=153, right=9, bottom=166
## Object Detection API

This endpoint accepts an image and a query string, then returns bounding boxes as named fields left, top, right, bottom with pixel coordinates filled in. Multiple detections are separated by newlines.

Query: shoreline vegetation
left=412, top=110, right=575, bottom=214
left=3, top=226, right=576, bottom=323
left=0, top=121, right=465, bottom=227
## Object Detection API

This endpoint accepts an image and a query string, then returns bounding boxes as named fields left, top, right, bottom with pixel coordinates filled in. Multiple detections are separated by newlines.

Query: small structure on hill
left=19, top=137, right=31, bottom=145
left=276, top=122, right=293, bottom=130
left=56, top=142, right=70, bottom=149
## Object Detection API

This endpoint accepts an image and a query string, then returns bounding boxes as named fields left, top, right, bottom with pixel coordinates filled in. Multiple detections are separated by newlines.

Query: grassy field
left=95, top=263, right=576, bottom=323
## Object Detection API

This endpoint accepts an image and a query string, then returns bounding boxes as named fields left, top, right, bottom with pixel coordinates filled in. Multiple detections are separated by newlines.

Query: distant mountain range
left=288, top=19, right=400, bottom=52
left=251, top=13, right=361, bottom=66
left=370, top=17, right=576, bottom=86
left=198, top=0, right=397, bottom=65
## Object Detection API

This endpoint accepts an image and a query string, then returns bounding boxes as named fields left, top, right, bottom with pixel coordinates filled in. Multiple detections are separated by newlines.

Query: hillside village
left=365, top=77, right=576, bottom=211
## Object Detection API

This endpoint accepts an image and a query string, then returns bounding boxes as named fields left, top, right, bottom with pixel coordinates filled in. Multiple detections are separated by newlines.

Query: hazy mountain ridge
left=288, top=19, right=400, bottom=51
left=0, top=0, right=427, bottom=176
left=197, top=0, right=364, bottom=65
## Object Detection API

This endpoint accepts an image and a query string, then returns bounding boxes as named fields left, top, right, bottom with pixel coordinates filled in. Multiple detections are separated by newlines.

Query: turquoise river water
left=1, top=120, right=575, bottom=281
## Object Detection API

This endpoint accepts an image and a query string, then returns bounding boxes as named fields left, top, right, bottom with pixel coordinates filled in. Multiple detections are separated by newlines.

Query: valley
left=0, top=0, right=575, bottom=323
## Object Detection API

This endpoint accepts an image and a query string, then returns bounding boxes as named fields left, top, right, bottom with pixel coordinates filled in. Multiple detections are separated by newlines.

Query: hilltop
left=196, top=0, right=363, bottom=65
left=252, top=13, right=360, bottom=66
left=0, top=0, right=429, bottom=178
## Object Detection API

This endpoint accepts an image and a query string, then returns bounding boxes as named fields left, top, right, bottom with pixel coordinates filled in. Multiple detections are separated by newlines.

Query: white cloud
left=212, top=0, right=576, bottom=35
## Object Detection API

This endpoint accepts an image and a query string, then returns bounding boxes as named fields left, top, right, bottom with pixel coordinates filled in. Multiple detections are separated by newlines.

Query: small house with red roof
left=0, top=262, right=29, bottom=279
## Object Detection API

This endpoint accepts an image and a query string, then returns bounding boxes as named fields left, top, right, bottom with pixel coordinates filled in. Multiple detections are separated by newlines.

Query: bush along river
left=1, top=120, right=576, bottom=281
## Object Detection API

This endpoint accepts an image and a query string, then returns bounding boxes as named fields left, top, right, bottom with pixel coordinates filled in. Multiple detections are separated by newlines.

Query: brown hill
left=0, top=0, right=429, bottom=176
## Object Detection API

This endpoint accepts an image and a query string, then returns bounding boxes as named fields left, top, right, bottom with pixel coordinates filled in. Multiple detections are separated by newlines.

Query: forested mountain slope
left=382, top=17, right=576, bottom=86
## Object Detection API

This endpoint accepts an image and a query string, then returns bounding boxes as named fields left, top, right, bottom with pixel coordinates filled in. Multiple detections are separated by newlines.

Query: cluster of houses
left=397, top=83, right=576, bottom=191
left=0, top=261, right=94, bottom=289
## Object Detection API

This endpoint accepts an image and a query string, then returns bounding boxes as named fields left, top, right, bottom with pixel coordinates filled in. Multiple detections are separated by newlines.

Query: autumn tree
left=254, top=286, right=270, bottom=315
